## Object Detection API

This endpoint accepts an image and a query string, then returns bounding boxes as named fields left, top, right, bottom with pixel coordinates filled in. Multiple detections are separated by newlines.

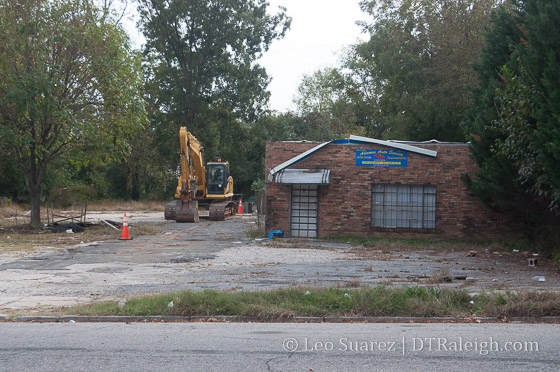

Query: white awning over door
left=274, top=169, right=330, bottom=185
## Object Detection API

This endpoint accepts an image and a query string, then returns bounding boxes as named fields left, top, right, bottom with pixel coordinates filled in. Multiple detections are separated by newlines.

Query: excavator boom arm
left=175, top=127, right=206, bottom=200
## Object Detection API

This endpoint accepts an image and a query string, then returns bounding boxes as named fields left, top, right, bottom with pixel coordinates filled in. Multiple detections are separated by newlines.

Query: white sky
left=261, top=0, right=367, bottom=112
left=121, top=0, right=368, bottom=113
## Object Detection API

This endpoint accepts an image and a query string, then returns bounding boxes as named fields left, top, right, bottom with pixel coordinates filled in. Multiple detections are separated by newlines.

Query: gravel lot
left=0, top=212, right=558, bottom=313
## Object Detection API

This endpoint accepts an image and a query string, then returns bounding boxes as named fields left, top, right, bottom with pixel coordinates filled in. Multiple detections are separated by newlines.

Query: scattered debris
left=268, top=229, right=284, bottom=239
left=454, top=275, right=467, bottom=280
left=532, top=276, right=546, bottom=282
left=117, top=300, right=127, bottom=308
left=78, top=241, right=100, bottom=247
left=51, top=222, right=85, bottom=233
left=406, top=274, right=429, bottom=280
left=101, top=220, right=119, bottom=231
left=168, top=301, right=174, bottom=308
left=528, top=258, right=538, bottom=267
left=465, top=251, right=477, bottom=257
left=512, top=249, right=520, bottom=253
left=305, top=291, right=311, bottom=296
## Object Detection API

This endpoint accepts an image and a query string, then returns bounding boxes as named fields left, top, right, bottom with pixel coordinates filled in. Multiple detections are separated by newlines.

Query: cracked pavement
left=0, top=213, right=558, bottom=312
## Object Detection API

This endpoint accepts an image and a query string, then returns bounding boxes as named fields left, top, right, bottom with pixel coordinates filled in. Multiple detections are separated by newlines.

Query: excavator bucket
left=164, top=199, right=199, bottom=223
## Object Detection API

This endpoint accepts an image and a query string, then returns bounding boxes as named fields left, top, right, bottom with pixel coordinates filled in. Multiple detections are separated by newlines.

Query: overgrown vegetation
left=246, top=224, right=266, bottom=239
left=0, top=223, right=160, bottom=252
left=461, top=0, right=560, bottom=254
left=324, top=235, right=532, bottom=253
left=67, top=287, right=560, bottom=319
left=0, top=200, right=166, bottom=227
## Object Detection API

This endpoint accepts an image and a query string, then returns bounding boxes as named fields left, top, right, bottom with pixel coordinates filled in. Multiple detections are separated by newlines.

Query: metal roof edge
left=268, top=135, right=439, bottom=182
left=388, top=139, right=469, bottom=145
left=349, top=135, right=437, bottom=158
left=268, top=141, right=332, bottom=181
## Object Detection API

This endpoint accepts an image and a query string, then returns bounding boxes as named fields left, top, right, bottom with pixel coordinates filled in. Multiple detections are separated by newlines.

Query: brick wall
left=265, top=141, right=521, bottom=239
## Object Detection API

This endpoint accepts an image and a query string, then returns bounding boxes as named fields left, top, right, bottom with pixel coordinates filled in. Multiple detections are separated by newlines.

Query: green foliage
left=0, top=0, right=146, bottom=225
left=68, top=287, right=560, bottom=318
left=137, top=0, right=290, bottom=197
left=463, top=0, right=560, bottom=238
left=292, top=68, right=365, bottom=141
left=0, top=155, right=26, bottom=200
left=290, top=0, right=500, bottom=142
left=70, top=286, right=474, bottom=318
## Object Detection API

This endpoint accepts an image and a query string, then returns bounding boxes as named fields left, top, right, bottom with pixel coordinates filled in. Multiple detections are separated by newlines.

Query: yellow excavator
left=164, top=127, right=237, bottom=222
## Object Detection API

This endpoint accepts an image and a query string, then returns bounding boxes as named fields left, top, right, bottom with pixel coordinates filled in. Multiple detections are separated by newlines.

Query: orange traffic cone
left=238, top=199, right=243, bottom=214
left=120, top=213, right=132, bottom=240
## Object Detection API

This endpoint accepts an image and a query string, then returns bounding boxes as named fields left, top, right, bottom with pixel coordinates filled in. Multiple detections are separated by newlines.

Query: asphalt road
left=0, top=322, right=557, bottom=371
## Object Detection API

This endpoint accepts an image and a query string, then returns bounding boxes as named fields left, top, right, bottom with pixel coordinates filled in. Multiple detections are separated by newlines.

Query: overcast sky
left=260, top=0, right=368, bottom=112
left=122, top=0, right=368, bottom=113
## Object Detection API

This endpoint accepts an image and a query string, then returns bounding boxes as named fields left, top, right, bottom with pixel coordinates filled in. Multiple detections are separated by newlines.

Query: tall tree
left=137, top=0, right=290, bottom=192
left=464, top=0, right=560, bottom=219
left=289, top=0, right=501, bottom=142
left=0, top=0, right=146, bottom=226
left=347, top=0, right=501, bottom=141
left=293, top=68, right=364, bottom=141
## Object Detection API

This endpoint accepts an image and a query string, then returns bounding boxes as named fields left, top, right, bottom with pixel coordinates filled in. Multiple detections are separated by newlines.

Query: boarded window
left=372, top=184, right=436, bottom=229
left=290, top=185, right=318, bottom=237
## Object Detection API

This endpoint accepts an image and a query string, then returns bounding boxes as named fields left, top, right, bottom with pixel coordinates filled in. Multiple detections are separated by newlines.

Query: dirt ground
left=0, top=210, right=558, bottom=314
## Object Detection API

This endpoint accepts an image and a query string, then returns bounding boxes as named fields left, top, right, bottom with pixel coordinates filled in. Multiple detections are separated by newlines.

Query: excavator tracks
left=165, top=200, right=236, bottom=222
left=209, top=201, right=237, bottom=221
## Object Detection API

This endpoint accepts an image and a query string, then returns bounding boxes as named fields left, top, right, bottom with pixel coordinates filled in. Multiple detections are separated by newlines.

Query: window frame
left=371, top=183, right=436, bottom=229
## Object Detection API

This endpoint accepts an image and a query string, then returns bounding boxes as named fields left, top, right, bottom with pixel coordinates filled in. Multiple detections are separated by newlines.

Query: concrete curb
left=3, top=315, right=560, bottom=324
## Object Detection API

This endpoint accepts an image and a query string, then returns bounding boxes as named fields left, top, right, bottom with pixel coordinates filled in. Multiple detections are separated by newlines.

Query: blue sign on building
left=356, top=149, right=408, bottom=167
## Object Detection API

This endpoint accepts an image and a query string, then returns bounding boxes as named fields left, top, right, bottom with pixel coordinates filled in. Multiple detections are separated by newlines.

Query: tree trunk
left=28, top=142, right=42, bottom=228
left=30, top=183, right=42, bottom=228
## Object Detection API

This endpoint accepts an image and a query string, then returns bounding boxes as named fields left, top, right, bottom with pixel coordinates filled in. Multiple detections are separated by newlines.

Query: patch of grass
left=86, top=200, right=167, bottom=212
left=246, top=224, right=265, bottom=239
left=0, top=204, right=33, bottom=227
left=0, top=223, right=160, bottom=253
left=0, top=200, right=166, bottom=228
left=471, top=291, right=560, bottom=317
left=324, top=235, right=535, bottom=253
left=65, top=286, right=560, bottom=319
left=135, top=225, right=161, bottom=236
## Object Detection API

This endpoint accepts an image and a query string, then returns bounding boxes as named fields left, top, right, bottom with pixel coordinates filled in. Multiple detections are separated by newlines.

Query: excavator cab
left=206, top=162, right=229, bottom=195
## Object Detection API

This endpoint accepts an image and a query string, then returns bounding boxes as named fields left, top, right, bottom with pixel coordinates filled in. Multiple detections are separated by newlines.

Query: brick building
left=265, top=135, right=520, bottom=239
